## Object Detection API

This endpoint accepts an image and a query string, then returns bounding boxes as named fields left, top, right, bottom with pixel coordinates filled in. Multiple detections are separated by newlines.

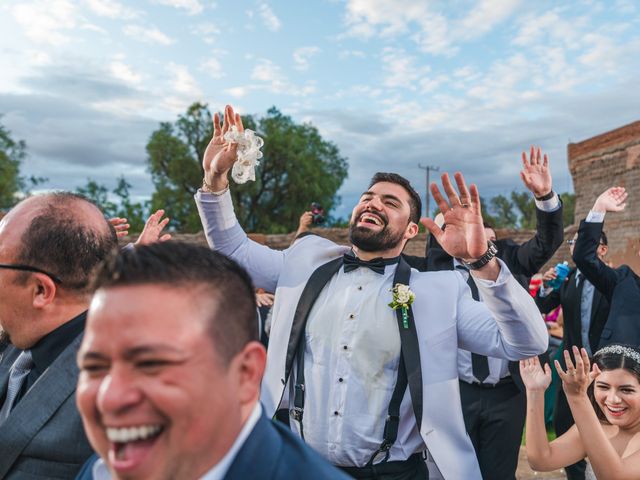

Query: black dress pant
left=554, top=388, right=586, bottom=479
left=459, top=379, right=525, bottom=480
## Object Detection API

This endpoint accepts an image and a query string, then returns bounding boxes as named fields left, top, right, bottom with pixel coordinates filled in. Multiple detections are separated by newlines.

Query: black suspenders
left=284, top=256, right=423, bottom=464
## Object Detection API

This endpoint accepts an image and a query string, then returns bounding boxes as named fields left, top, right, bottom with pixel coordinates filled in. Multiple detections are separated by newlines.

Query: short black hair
left=16, top=192, right=117, bottom=293
left=600, top=230, right=608, bottom=246
left=91, top=242, right=258, bottom=364
left=369, top=172, right=422, bottom=224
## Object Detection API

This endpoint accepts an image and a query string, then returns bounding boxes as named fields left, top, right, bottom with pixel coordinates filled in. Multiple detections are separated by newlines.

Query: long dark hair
left=588, top=344, right=640, bottom=424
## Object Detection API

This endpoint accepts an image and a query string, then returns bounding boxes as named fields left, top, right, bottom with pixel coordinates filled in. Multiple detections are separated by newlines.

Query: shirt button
left=338, top=377, right=344, bottom=382
left=334, top=411, right=339, bottom=416
left=358, top=286, right=363, bottom=290
left=343, top=345, right=348, bottom=350
left=349, top=314, right=355, bottom=319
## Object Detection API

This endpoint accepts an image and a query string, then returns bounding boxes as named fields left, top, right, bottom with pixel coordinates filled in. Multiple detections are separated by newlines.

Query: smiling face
left=348, top=181, right=418, bottom=255
left=77, top=284, right=244, bottom=480
left=594, top=368, right=640, bottom=429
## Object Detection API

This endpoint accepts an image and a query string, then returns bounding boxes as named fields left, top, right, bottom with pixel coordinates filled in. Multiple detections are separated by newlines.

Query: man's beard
left=349, top=221, right=405, bottom=252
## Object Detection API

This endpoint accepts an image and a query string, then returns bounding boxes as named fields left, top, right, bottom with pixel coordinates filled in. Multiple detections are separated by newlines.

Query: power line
left=418, top=164, right=440, bottom=218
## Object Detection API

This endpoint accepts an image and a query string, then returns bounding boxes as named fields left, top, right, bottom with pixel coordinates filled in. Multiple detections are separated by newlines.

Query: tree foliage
left=76, top=176, right=148, bottom=232
left=0, top=122, right=27, bottom=209
left=146, top=103, right=349, bottom=233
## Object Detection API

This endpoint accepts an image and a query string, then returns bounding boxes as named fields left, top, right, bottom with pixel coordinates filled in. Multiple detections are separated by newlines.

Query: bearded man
left=195, top=105, right=548, bottom=479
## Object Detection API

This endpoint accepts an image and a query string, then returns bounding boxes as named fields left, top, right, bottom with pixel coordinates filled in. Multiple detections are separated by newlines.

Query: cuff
left=585, top=210, right=606, bottom=223
left=534, top=193, right=561, bottom=212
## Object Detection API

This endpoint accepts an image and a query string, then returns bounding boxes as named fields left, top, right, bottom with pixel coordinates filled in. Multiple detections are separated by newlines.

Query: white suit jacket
left=196, top=190, right=548, bottom=479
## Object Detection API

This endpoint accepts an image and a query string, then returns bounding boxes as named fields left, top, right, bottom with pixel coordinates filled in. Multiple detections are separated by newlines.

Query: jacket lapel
left=0, top=333, right=83, bottom=478
left=224, top=413, right=280, bottom=480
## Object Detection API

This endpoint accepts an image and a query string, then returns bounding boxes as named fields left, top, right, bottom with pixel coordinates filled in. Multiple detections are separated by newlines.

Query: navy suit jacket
left=573, top=219, right=640, bottom=348
left=76, top=412, right=350, bottom=480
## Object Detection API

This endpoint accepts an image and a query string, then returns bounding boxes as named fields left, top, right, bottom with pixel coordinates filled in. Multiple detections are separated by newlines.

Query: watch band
left=462, top=241, right=498, bottom=270
left=535, top=190, right=555, bottom=201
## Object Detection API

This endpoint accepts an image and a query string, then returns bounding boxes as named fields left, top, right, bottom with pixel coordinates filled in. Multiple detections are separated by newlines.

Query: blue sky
left=1, top=0, right=639, bottom=219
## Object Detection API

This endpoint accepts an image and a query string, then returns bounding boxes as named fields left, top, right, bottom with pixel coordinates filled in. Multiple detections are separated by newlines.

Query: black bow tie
left=343, top=254, right=398, bottom=275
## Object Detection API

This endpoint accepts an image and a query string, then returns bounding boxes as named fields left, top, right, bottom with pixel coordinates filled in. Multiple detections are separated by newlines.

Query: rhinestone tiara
left=595, top=345, right=640, bottom=365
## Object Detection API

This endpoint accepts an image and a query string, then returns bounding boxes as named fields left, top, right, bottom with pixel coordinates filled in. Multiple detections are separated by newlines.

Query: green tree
left=0, top=122, right=27, bottom=209
left=560, top=192, right=576, bottom=226
left=511, top=190, right=536, bottom=229
left=488, top=194, right=517, bottom=228
left=147, top=103, right=348, bottom=233
left=76, top=176, right=148, bottom=232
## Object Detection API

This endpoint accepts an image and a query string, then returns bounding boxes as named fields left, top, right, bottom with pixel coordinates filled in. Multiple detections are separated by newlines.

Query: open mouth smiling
left=106, top=424, right=165, bottom=470
left=357, top=213, right=385, bottom=227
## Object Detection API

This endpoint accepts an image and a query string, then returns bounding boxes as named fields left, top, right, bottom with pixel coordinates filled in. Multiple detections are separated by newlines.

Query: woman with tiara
left=521, top=344, right=640, bottom=479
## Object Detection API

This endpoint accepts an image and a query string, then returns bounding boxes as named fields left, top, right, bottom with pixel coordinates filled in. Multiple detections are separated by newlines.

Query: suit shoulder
left=271, top=421, right=351, bottom=479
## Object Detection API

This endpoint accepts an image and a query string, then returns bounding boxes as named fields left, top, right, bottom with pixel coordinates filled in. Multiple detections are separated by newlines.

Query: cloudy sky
left=1, top=0, right=639, bottom=219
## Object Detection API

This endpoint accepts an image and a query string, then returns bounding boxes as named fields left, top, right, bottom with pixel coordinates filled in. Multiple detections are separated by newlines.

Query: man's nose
left=366, top=196, right=383, bottom=210
left=96, top=366, right=142, bottom=415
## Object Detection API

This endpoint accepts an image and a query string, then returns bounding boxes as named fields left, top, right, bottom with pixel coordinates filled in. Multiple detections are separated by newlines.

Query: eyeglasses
left=0, top=263, right=63, bottom=284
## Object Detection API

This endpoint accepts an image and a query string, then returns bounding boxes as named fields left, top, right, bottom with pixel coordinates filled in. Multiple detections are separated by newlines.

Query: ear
left=234, top=341, right=267, bottom=406
left=31, top=273, right=57, bottom=309
left=404, top=221, right=419, bottom=241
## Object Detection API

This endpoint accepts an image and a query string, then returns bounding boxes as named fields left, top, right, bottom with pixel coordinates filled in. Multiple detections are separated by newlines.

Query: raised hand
left=592, top=187, right=627, bottom=214
left=520, top=146, right=552, bottom=198
left=555, top=346, right=601, bottom=398
left=136, top=210, right=171, bottom=245
left=109, top=217, right=130, bottom=238
left=421, top=172, right=487, bottom=262
left=520, top=356, right=552, bottom=392
left=202, top=105, right=243, bottom=190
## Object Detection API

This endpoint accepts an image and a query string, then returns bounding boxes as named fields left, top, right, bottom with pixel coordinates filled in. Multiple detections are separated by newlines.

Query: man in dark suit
left=405, top=146, right=564, bottom=480
left=573, top=186, right=640, bottom=348
left=0, top=192, right=118, bottom=479
left=535, top=231, right=610, bottom=480
left=75, top=242, right=349, bottom=480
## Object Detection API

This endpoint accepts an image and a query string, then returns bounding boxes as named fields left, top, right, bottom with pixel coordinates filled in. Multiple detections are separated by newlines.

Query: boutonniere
left=389, top=283, right=415, bottom=329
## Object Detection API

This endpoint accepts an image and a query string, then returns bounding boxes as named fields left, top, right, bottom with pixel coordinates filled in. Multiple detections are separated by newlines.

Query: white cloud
left=293, top=46, right=321, bottom=71
left=338, top=49, right=366, bottom=59
left=225, top=86, right=252, bottom=98
left=167, top=62, right=202, bottom=96
left=250, top=59, right=317, bottom=96
left=12, top=0, right=79, bottom=46
left=259, top=3, right=281, bottom=32
left=456, top=0, right=521, bottom=40
left=109, top=60, right=142, bottom=86
left=379, top=47, right=444, bottom=93
left=123, top=24, right=175, bottom=45
left=84, top=0, right=139, bottom=19
left=191, top=22, right=221, bottom=44
left=153, top=0, right=204, bottom=16
left=201, top=57, right=225, bottom=79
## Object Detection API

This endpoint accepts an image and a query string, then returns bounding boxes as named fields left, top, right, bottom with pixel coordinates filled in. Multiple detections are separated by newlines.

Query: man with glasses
left=535, top=230, right=611, bottom=480
left=0, top=192, right=117, bottom=479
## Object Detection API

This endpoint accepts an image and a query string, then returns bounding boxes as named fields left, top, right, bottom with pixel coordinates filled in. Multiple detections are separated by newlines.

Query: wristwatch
left=462, top=241, right=498, bottom=270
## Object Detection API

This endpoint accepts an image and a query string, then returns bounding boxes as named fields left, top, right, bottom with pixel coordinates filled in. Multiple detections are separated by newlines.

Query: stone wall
left=568, top=120, right=640, bottom=271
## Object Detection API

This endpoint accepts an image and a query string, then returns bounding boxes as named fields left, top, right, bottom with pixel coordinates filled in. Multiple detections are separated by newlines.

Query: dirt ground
left=516, top=447, right=566, bottom=479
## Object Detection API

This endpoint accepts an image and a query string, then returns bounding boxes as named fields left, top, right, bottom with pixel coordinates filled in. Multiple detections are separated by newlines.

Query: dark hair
left=16, top=192, right=118, bottom=293
left=588, top=344, right=640, bottom=424
left=91, top=242, right=258, bottom=364
left=600, top=230, right=608, bottom=246
left=369, top=172, right=422, bottom=224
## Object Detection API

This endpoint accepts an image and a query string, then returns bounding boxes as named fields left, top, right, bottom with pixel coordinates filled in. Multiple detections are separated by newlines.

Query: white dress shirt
left=91, top=404, right=262, bottom=480
left=292, top=262, right=423, bottom=467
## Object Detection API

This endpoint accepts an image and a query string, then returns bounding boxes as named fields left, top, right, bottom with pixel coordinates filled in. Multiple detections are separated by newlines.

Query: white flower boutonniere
left=389, top=283, right=415, bottom=329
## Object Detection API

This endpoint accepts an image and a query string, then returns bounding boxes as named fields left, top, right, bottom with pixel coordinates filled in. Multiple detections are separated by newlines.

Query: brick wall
left=568, top=120, right=640, bottom=271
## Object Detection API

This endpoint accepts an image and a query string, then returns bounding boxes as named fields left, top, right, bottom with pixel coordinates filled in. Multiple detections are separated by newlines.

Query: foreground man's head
left=77, top=242, right=265, bottom=480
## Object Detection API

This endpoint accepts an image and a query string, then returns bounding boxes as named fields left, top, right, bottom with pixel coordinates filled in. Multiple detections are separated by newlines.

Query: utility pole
left=418, top=164, right=439, bottom=218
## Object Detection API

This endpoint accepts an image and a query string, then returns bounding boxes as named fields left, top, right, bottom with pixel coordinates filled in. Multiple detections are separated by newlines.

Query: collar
left=346, top=250, right=401, bottom=266
left=30, top=311, right=86, bottom=376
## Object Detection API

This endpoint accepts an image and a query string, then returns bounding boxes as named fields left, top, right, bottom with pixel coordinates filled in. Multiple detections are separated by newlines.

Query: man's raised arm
left=195, top=105, right=284, bottom=292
